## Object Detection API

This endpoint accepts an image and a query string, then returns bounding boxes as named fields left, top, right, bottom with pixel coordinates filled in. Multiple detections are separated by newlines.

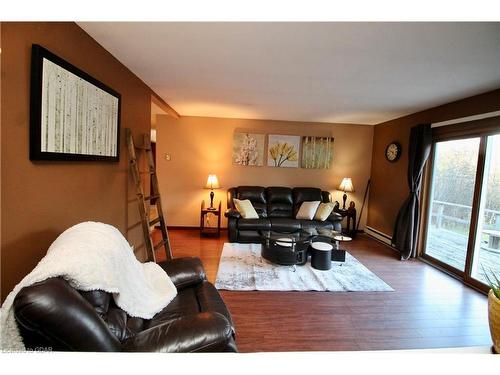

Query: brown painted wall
left=1, top=22, right=156, bottom=301
left=156, top=115, right=373, bottom=229
left=367, top=89, right=500, bottom=237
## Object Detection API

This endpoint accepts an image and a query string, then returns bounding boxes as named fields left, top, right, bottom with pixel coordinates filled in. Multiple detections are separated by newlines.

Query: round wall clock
left=385, top=142, right=402, bottom=162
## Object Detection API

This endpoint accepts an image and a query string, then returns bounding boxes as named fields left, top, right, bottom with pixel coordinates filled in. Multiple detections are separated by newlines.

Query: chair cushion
left=146, top=287, right=200, bottom=329
left=299, top=220, right=334, bottom=230
left=123, top=312, right=234, bottom=353
left=269, top=218, right=301, bottom=232
left=103, top=306, right=140, bottom=342
left=146, top=280, right=236, bottom=334
left=266, top=187, right=293, bottom=218
left=237, top=218, right=271, bottom=230
left=238, top=230, right=265, bottom=243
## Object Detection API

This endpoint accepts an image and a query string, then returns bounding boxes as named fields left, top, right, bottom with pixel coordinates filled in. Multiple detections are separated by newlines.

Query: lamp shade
left=205, top=174, right=220, bottom=189
left=338, top=177, right=354, bottom=192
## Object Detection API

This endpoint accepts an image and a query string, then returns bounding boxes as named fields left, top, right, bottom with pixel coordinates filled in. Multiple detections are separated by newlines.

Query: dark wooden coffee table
left=259, top=230, right=312, bottom=266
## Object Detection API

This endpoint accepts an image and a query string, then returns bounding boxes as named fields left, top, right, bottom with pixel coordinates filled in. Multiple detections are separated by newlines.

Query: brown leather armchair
left=13, top=257, right=237, bottom=352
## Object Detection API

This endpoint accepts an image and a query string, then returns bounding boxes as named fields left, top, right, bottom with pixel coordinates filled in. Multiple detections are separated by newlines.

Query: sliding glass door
left=423, top=126, right=500, bottom=291
left=471, top=134, right=500, bottom=283
left=424, top=137, right=480, bottom=272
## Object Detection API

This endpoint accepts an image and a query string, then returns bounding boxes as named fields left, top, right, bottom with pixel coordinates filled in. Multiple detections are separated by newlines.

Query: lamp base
left=342, top=193, right=347, bottom=210
left=209, top=190, right=215, bottom=209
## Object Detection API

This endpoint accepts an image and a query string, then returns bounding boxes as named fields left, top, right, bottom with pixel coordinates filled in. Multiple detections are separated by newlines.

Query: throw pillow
left=314, top=202, right=335, bottom=221
left=295, top=201, right=321, bottom=220
left=233, top=198, right=259, bottom=219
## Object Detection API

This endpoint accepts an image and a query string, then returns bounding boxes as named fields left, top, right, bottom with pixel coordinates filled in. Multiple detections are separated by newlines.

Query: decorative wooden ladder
left=126, top=128, right=172, bottom=262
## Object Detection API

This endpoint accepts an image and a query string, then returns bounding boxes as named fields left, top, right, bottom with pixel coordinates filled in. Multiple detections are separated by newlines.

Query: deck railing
left=431, top=200, right=500, bottom=231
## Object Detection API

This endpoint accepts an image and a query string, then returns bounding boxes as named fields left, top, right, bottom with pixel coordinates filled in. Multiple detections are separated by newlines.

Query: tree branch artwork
left=30, top=45, right=120, bottom=161
left=301, top=136, right=334, bottom=169
left=41, top=59, right=119, bottom=156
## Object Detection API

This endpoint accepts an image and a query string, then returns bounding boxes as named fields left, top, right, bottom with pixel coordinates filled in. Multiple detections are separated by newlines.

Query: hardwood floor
left=155, top=229, right=491, bottom=352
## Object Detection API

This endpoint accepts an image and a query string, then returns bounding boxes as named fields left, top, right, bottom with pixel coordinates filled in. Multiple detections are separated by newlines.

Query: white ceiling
left=79, top=22, right=500, bottom=125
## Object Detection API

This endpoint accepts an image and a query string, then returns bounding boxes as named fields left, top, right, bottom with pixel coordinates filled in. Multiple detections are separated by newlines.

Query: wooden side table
left=333, top=201, right=357, bottom=237
left=200, top=201, right=221, bottom=238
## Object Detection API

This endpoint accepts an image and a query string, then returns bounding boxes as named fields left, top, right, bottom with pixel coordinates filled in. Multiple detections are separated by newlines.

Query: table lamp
left=338, top=177, right=354, bottom=210
left=204, top=174, right=220, bottom=209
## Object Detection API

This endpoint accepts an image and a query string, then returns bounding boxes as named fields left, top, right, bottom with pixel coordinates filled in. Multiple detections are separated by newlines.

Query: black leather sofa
left=13, top=257, right=237, bottom=352
left=225, top=186, right=343, bottom=243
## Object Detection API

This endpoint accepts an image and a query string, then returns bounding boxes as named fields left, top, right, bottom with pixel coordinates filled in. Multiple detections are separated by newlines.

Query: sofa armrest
left=14, top=278, right=121, bottom=351
left=122, top=312, right=234, bottom=353
left=158, top=257, right=206, bottom=290
left=224, top=208, right=241, bottom=219
left=326, top=211, right=343, bottom=232
left=327, top=211, right=342, bottom=222
left=227, top=217, right=238, bottom=243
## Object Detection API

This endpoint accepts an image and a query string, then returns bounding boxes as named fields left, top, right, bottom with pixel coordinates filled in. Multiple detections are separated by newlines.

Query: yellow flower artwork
left=267, top=135, right=300, bottom=168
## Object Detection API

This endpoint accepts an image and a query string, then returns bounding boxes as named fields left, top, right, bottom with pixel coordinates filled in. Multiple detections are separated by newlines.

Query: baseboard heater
left=364, top=226, right=395, bottom=249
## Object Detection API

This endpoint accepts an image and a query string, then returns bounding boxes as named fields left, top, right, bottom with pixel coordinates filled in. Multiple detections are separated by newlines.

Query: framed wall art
left=232, top=132, right=265, bottom=166
left=267, top=134, right=300, bottom=168
left=30, top=44, right=121, bottom=161
left=301, top=136, right=334, bottom=169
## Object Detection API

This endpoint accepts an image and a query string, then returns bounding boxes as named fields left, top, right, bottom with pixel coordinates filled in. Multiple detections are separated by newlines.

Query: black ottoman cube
left=310, top=242, right=333, bottom=270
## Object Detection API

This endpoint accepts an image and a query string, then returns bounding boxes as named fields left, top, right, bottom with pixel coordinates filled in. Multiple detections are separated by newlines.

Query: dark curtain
left=392, top=123, right=432, bottom=260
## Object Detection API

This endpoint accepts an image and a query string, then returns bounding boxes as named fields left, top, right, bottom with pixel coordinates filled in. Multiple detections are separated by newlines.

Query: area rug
left=214, top=243, right=393, bottom=292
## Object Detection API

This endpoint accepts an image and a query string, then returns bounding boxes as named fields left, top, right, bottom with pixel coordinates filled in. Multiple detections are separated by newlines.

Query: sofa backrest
left=227, top=186, right=332, bottom=219
left=236, top=186, right=268, bottom=217
left=293, top=187, right=324, bottom=216
left=266, top=187, right=293, bottom=218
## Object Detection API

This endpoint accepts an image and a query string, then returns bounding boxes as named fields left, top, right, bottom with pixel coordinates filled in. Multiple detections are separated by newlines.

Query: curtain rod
left=431, top=110, right=500, bottom=128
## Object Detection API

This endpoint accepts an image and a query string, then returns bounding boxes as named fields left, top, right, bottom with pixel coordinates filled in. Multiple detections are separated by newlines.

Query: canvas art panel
left=232, top=132, right=265, bottom=166
left=30, top=45, right=121, bottom=161
left=301, top=136, right=334, bottom=169
left=41, top=59, right=119, bottom=156
left=267, top=134, right=300, bottom=168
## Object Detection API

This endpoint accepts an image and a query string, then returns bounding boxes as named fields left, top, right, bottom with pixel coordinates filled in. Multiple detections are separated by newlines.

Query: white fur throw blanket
left=1, top=221, right=177, bottom=351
